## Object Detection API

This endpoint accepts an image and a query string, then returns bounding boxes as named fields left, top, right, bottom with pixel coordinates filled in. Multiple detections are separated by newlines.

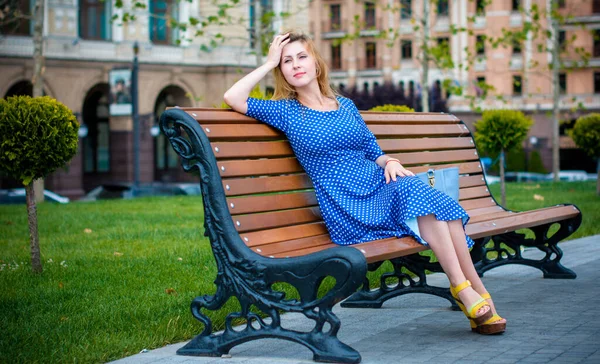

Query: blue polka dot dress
left=245, top=96, right=474, bottom=248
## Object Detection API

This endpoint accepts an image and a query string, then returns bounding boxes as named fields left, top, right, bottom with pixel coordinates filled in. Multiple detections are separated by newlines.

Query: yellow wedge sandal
left=474, top=293, right=507, bottom=335
left=449, top=280, right=494, bottom=327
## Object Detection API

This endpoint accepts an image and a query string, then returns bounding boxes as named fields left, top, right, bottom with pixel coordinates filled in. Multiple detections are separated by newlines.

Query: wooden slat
left=250, top=234, right=333, bottom=256
left=377, top=137, right=475, bottom=152
left=202, top=124, right=283, bottom=139
left=411, top=161, right=483, bottom=175
left=234, top=207, right=322, bottom=233
left=460, top=186, right=491, bottom=201
left=222, top=174, right=312, bottom=196
left=229, top=191, right=317, bottom=214
left=218, top=158, right=303, bottom=177
left=361, top=112, right=460, bottom=124
left=241, top=222, right=328, bottom=247
left=462, top=197, right=498, bottom=210
left=268, top=236, right=427, bottom=264
left=468, top=211, right=516, bottom=224
left=466, top=205, right=506, bottom=217
left=391, top=149, right=480, bottom=166
left=369, top=124, right=470, bottom=137
left=460, top=174, right=487, bottom=188
left=466, top=205, right=580, bottom=239
left=212, top=141, right=293, bottom=159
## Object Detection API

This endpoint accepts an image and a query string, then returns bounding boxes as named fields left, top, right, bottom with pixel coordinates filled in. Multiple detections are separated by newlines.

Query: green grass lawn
left=0, top=181, right=598, bottom=363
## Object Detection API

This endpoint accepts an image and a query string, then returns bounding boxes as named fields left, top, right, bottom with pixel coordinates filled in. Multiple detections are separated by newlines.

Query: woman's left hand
left=385, top=161, right=415, bottom=184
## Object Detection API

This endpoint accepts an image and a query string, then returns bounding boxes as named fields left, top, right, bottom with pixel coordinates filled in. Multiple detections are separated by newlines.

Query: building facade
left=0, top=0, right=309, bottom=198
left=308, top=0, right=600, bottom=172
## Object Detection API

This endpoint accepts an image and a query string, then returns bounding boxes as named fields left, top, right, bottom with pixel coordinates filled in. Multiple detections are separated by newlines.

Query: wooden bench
left=159, top=107, right=582, bottom=364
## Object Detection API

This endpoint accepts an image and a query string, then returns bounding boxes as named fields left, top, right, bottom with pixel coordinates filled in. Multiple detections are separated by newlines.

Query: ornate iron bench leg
left=177, top=293, right=361, bottom=363
left=473, top=213, right=581, bottom=279
left=341, top=254, right=460, bottom=311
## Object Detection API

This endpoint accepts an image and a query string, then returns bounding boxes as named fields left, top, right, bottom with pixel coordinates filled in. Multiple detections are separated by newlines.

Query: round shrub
left=528, top=150, right=547, bottom=174
left=369, top=104, right=415, bottom=112
left=571, top=113, right=600, bottom=159
left=474, top=109, right=533, bottom=156
left=0, top=96, right=79, bottom=185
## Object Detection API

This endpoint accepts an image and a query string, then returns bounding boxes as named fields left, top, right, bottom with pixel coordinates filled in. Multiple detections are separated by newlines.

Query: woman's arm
left=375, top=155, right=415, bottom=184
left=223, top=33, right=290, bottom=114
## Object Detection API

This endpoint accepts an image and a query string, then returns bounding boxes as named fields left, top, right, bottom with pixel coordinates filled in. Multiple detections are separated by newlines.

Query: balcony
left=510, top=55, right=523, bottom=70
left=509, top=12, right=522, bottom=27
left=321, top=19, right=347, bottom=39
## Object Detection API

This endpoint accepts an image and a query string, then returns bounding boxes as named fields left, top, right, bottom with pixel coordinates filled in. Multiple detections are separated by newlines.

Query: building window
left=476, top=35, right=485, bottom=55
left=476, top=0, right=486, bottom=15
left=594, top=0, right=600, bottom=13
left=365, top=2, right=376, bottom=28
left=437, top=0, right=449, bottom=16
left=150, top=0, right=178, bottom=45
left=594, top=30, right=600, bottom=57
left=513, top=75, right=522, bottom=96
left=512, top=0, right=520, bottom=11
left=331, top=44, right=342, bottom=70
left=438, top=37, right=450, bottom=57
left=475, top=76, right=486, bottom=97
left=559, top=73, right=567, bottom=94
left=400, top=0, right=412, bottom=19
left=558, top=0, right=566, bottom=8
left=513, top=39, right=522, bottom=55
left=558, top=30, right=566, bottom=51
left=330, top=4, right=341, bottom=30
left=366, top=42, right=376, bottom=68
left=594, top=72, right=600, bottom=93
left=0, top=0, right=31, bottom=35
left=249, top=0, right=272, bottom=48
left=79, top=0, right=111, bottom=40
left=401, top=40, right=412, bottom=59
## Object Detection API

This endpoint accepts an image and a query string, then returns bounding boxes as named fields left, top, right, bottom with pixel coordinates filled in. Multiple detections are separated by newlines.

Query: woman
left=224, top=31, right=506, bottom=335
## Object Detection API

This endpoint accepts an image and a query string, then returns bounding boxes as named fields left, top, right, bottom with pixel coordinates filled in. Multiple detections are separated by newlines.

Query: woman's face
left=280, top=41, right=317, bottom=89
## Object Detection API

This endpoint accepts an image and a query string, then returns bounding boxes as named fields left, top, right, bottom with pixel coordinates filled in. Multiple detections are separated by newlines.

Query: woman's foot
left=479, top=292, right=507, bottom=325
left=451, top=280, right=493, bottom=325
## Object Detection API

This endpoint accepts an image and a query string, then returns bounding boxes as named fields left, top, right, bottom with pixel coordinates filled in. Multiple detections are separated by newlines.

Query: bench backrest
left=172, top=108, right=496, bottom=256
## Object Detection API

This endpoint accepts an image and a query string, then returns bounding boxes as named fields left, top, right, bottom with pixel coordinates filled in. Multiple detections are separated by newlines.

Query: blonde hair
left=272, top=31, right=337, bottom=101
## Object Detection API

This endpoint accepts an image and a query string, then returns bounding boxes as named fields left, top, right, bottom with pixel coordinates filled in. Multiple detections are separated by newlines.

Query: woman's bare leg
left=447, top=219, right=505, bottom=323
left=417, top=214, right=489, bottom=317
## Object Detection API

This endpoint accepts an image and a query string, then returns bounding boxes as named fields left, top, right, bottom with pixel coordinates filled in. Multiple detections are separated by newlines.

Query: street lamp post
left=132, top=41, right=140, bottom=191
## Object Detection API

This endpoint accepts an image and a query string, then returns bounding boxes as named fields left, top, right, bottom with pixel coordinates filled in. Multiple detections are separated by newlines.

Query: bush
left=570, top=113, right=600, bottom=159
left=218, top=86, right=271, bottom=108
left=369, top=104, right=415, bottom=112
left=0, top=96, right=79, bottom=185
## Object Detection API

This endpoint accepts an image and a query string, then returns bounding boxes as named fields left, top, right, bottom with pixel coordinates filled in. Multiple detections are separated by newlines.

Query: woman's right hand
left=265, top=33, right=290, bottom=68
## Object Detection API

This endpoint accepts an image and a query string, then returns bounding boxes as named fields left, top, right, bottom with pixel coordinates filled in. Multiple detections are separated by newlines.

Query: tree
left=0, top=96, right=79, bottom=273
left=570, top=113, right=600, bottom=195
left=474, top=110, right=533, bottom=205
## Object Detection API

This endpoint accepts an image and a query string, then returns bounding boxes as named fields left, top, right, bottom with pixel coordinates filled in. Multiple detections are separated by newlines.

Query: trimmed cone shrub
left=474, top=109, right=533, bottom=205
left=0, top=95, right=79, bottom=185
left=570, top=113, right=600, bottom=195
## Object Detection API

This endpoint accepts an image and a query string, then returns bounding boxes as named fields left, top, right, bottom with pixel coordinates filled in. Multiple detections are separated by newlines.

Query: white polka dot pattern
left=245, top=96, right=474, bottom=248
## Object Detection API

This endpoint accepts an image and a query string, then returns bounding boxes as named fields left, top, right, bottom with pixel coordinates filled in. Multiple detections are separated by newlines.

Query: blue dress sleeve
left=245, top=98, right=289, bottom=133
left=343, top=98, right=385, bottom=162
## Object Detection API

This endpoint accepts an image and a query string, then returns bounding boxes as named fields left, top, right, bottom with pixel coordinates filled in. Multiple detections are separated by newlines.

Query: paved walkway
left=113, top=235, right=600, bottom=364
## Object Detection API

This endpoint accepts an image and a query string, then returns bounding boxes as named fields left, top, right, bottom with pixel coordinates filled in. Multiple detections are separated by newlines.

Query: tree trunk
left=26, top=183, right=42, bottom=273
left=500, top=149, right=506, bottom=206
left=254, top=0, right=264, bottom=93
left=597, top=157, right=599, bottom=196
left=421, top=0, right=430, bottom=112
left=551, top=2, right=560, bottom=182
left=32, top=0, right=45, bottom=202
